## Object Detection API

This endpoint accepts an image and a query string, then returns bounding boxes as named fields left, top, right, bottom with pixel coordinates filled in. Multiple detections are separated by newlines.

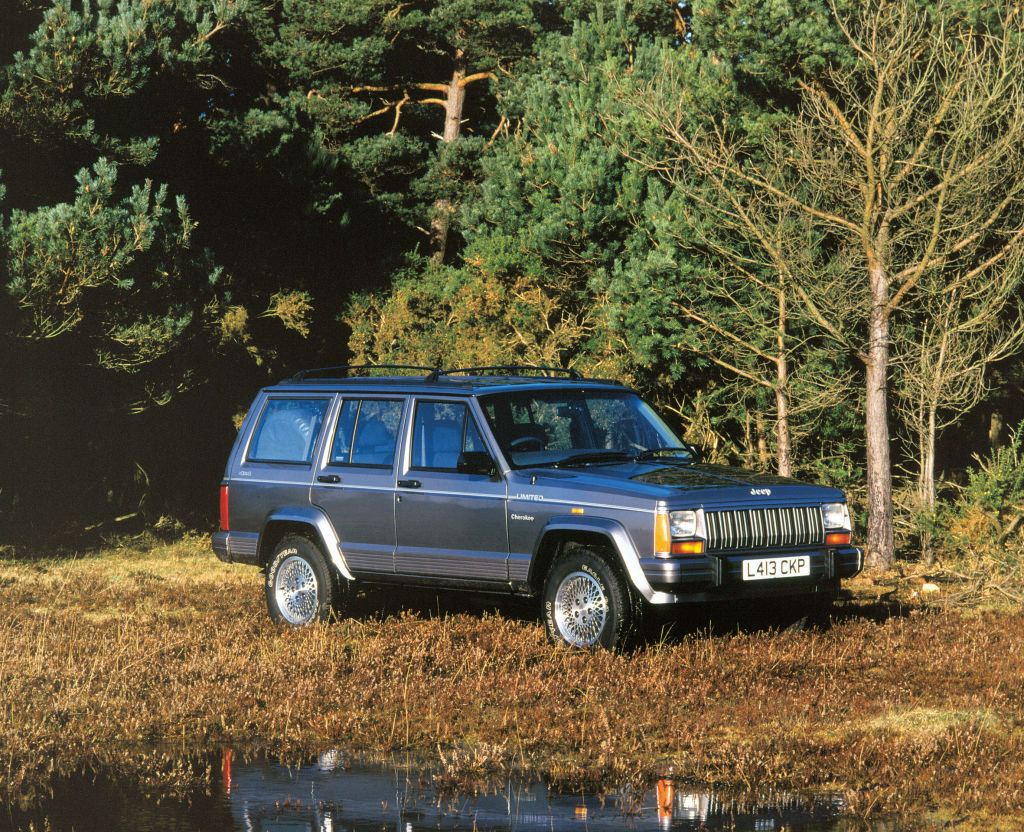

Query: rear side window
left=330, top=399, right=404, bottom=467
left=248, top=398, right=330, bottom=464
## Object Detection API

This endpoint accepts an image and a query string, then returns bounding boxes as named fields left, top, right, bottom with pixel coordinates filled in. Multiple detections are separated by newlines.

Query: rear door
left=394, top=397, right=509, bottom=582
left=311, top=397, right=406, bottom=576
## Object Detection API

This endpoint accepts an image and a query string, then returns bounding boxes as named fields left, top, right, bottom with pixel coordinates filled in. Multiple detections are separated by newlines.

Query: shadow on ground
left=341, top=582, right=917, bottom=648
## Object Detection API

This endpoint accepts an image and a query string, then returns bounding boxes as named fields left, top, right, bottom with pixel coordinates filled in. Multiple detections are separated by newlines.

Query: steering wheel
left=510, top=435, right=544, bottom=452
left=604, top=427, right=644, bottom=453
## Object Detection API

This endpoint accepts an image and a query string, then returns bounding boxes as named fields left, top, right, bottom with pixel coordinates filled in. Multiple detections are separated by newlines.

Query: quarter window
left=248, top=398, right=330, bottom=464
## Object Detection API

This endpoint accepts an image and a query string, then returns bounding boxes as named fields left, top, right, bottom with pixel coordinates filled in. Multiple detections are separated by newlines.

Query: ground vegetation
left=1, top=538, right=1023, bottom=829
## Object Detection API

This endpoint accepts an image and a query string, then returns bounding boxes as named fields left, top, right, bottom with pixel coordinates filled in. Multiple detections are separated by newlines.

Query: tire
left=542, top=546, right=635, bottom=649
left=265, top=534, right=342, bottom=626
left=771, top=588, right=836, bottom=632
left=806, top=584, right=838, bottom=627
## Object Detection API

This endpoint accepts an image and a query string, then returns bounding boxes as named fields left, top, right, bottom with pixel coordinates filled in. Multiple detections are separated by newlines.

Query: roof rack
left=290, top=364, right=436, bottom=381
left=425, top=365, right=583, bottom=383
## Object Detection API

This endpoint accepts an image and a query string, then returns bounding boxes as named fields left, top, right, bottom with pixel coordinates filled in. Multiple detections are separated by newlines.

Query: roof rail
left=426, top=365, right=583, bottom=383
left=290, top=364, right=436, bottom=381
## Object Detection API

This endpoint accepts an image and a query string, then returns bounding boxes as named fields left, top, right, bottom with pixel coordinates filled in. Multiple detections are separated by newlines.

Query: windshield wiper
left=632, top=446, right=695, bottom=462
left=553, top=451, right=634, bottom=468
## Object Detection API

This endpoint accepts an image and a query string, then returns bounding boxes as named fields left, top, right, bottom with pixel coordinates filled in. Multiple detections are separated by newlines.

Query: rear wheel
left=265, top=535, right=343, bottom=625
left=542, top=546, right=635, bottom=649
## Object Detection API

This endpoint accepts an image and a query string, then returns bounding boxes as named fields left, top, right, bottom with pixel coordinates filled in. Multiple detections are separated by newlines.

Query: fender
left=261, top=506, right=355, bottom=581
left=534, top=515, right=678, bottom=605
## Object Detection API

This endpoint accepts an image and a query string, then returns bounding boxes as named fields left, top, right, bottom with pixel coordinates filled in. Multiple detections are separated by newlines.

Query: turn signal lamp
left=655, top=511, right=671, bottom=556
left=672, top=540, right=704, bottom=555
left=826, top=531, right=851, bottom=546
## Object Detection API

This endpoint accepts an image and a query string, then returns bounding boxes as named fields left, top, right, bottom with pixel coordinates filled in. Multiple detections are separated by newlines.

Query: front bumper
left=641, top=545, right=862, bottom=598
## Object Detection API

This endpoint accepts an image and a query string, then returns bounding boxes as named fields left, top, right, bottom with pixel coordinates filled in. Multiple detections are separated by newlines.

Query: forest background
left=2, top=0, right=1023, bottom=573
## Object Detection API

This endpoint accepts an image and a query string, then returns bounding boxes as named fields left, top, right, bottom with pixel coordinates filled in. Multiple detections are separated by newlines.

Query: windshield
left=479, top=388, right=692, bottom=469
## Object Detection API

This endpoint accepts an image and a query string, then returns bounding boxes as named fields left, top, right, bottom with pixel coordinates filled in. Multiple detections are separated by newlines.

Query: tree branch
left=458, top=71, right=495, bottom=88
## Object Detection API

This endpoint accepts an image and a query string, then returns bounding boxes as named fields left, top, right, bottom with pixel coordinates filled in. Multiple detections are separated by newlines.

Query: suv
left=213, top=365, right=862, bottom=648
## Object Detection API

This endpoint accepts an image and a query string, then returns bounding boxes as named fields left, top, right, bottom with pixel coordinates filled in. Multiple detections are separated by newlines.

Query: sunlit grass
left=1, top=535, right=1023, bottom=827
left=867, top=707, right=1003, bottom=738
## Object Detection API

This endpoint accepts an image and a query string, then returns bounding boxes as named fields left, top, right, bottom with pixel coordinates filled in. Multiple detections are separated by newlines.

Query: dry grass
left=1, top=535, right=1023, bottom=828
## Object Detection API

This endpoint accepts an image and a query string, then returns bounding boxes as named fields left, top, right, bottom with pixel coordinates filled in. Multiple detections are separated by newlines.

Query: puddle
left=1, top=750, right=890, bottom=832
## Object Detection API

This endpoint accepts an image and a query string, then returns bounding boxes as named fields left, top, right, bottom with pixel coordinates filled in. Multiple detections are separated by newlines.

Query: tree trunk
left=775, top=278, right=793, bottom=477
left=429, top=63, right=467, bottom=263
left=743, top=412, right=755, bottom=468
left=864, top=261, right=895, bottom=570
left=755, top=412, right=770, bottom=470
left=774, top=384, right=793, bottom=477
left=921, top=403, right=937, bottom=565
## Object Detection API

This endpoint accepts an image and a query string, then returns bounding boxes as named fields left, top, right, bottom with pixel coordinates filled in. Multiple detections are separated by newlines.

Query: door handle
left=397, top=479, right=421, bottom=489
left=317, top=474, right=341, bottom=484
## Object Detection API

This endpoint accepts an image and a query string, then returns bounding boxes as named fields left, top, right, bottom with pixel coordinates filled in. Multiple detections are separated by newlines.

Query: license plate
left=742, top=555, right=810, bottom=581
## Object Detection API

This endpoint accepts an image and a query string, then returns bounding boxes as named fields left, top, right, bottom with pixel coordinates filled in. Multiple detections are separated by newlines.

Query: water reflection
left=3, top=749, right=874, bottom=832
left=225, top=749, right=844, bottom=832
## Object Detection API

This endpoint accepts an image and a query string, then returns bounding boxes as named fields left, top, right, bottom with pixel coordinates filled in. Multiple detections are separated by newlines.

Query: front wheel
left=265, top=535, right=341, bottom=625
left=542, top=547, right=635, bottom=649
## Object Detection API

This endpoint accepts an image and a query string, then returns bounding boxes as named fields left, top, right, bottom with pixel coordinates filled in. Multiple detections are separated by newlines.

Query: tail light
left=219, top=484, right=229, bottom=531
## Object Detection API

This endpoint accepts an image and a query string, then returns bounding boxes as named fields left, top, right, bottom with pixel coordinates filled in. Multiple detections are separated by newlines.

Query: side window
left=248, top=398, right=330, bottom=464
left=329, top=399, right=403, bottom=467
left=411, top=401, right=486, bottom=471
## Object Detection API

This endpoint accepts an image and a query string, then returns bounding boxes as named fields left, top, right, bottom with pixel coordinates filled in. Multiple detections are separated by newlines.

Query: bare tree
left=624, top=171, right=849, bottom=477
left=621, top=0, right=1024, bottom=568
left=894, top=254, right=1024, bottom=562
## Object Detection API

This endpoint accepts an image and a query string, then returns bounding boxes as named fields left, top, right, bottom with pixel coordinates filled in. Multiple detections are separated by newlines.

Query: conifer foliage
left=1, top=0, right=1022, bottom=557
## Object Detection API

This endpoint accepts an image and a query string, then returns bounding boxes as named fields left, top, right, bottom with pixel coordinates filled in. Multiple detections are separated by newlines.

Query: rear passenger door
left=311, top=397, right=406, bottom=576
left=394, top=398, right=508, bottom=582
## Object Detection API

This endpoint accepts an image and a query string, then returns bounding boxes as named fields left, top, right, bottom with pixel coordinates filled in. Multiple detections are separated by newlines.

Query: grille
left=704, top=506, right=824, bottom=552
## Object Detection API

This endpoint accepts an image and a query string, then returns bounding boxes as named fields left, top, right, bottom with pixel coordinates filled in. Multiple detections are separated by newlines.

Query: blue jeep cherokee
left=213, top=365, right=862, bottom=648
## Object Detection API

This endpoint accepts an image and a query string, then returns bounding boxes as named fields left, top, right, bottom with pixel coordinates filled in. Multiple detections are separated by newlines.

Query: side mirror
left=685, top=443, right=704, bottom=463
left=457, top=451, right=497, bottom=476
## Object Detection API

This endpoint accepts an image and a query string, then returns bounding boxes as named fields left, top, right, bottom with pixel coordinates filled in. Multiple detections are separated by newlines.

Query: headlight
left=669, top=510, right=698, bottom=538
left=821, top=502, right=850, bottom=530
left=655, top=509, right=704, bottom=557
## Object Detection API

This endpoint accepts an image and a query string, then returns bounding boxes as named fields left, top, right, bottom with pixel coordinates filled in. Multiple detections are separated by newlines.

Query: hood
left=631, top=463, right=806, bottom=489
left=523, top=461, right=844, bottom=505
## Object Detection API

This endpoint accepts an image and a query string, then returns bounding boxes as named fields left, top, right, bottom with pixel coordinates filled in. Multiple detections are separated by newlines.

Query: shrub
left=937, top=421, right=1024, bottom=575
